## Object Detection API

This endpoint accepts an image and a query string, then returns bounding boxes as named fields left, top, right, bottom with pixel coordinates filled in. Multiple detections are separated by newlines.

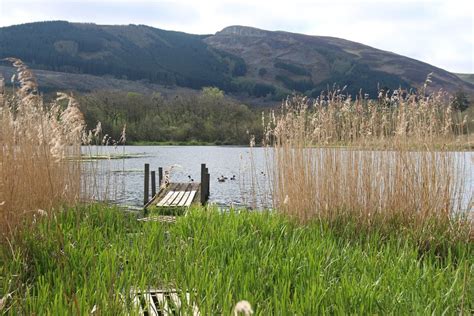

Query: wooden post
left=144, top=163, right=150, bottom=205
left=204, top=167, right=210, bottom=200
left=200, top=163, right=206, bottom=205
left=158, top=167, right=163, bottom=187
left=151, top=171, right=156, bottom=198
left=205, top=170, right=210, bottom=200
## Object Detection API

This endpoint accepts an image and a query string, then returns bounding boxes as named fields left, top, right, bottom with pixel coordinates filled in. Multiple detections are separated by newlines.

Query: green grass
left=1, top=205, right=472, bottom=314
left=145, top=205, right=188, bottom=216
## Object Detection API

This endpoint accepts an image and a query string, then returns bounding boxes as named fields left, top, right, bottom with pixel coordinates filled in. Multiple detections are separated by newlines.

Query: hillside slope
left=1, top=22, right=472, bottom=98
left=456, top=73, right=474, bottom=85
left=205, top=26, right=474, bottom=96
left=0, top=21, right=243, bottom=90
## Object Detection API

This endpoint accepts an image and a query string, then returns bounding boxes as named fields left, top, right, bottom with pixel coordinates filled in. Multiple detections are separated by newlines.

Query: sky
left=0, top=0, right=473, bottom=73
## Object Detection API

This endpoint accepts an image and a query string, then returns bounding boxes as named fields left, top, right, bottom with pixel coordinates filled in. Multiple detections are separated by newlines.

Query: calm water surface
left=82, top=146, right=473, bottom=211
left=82, top=146, right=268, bottom=208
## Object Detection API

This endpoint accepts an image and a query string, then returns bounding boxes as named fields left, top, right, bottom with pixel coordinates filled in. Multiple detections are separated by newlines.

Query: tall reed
left=0, top=58, right=85, bottom=238
left=263, top=83, right=472, bottom=236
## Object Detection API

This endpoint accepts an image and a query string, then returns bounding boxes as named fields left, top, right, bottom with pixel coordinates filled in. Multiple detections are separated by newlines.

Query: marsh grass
left=0, top=59, right=130, bottom=237
left=260, top=85, right=473, bottom=239
left=0, top=58, right=85, bottom=238
left=1, top=205, right=472, bottom=314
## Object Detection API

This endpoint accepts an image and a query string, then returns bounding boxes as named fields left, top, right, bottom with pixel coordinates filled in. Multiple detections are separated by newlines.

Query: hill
left=205, top=26, right=474, bottom=97
left=0, top=65, right=198, bottom=96
left=455, top=73, right=474, bottom=85
left=1, top=21, right=473, bottom=99
left=0, top=21, right=243, bottom=90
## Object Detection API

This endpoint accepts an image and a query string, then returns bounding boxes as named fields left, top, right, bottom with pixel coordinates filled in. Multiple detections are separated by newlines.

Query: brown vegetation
left=262, top=83, right=472, bottom=238
left=0, top=59, right=85, bottom=238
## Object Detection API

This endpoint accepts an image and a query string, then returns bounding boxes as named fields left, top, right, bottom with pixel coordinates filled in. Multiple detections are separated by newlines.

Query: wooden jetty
left=131, top=288, right=200, bottom=315
left=143, top=163, right=210, bottom=215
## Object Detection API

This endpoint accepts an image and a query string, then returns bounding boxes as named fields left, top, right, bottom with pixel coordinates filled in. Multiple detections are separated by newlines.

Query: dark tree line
left=77, top=88, right=263, bottom=145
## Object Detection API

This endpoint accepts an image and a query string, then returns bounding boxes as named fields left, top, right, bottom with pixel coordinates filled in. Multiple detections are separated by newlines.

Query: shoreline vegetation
left=1, top=60, right=473, bottom=314
left=121, top=142, right=474, bottom=151
left=127, top=140, right=240, bottom=146
left=1, top=205, right=472, bottom=314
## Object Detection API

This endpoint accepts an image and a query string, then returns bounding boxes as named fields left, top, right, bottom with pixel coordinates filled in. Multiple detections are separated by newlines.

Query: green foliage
left=232, top=60, right=247, bottom=77
left=1, top=205, right=472, bottom=314
left=311, top=63, right=411, bottom=97
left=201, top=86, right=224, bottom=99
left=230, top=78, right=277, bottom=98
left=146, top=205, right=187, bottom=216
left=452, top=90, right=470, bottom=112
left=0, top=21, right=425, bottom=99
left=78, top=89, right=263, bottom=145
left=0, top=21, right=234, bottom=89
left=252, top=83, right=276, bottom=97
left=274, top=60, right=311, bottom=76
left=275, top=75, right=314, bottom=92
left=213, top=48, right=247, bottom=77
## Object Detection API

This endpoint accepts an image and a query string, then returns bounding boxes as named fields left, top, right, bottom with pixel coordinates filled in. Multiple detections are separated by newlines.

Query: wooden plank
left=131, top=288, right=200, bottom=316
left=165, top=183, right=187, bottom=206
left=143, top=293, right=159, bottom=316
left=156, top=183, right=179, bottom=206
left=163, top=191, right=180, bottom=207
left=171, top=183, right=192, bottom=206
left=153, top=183, right=201, bottom=208
left=178, top=191, right=192, bottom=206
left=138, top=215, right=177, bottom=223
left=157, top=191, right=174, bottom=207
left=170, top=191, right=186, bottom=206
left=166, top=292, right=181, bottom=315
left=132, top=293, right=144, bottom=314
left=183, top=190, right=197, bottom=207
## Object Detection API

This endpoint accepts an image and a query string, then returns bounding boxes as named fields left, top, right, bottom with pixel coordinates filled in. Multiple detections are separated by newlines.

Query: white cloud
left=0, top=0, right=472, bottom=72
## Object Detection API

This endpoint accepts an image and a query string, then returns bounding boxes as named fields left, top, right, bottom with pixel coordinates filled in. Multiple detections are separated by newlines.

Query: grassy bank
left=1, top=204, right=472, bottom=314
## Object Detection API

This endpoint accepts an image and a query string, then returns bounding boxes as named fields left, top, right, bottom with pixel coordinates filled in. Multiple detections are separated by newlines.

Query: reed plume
left=0, top=58, right=85, bottom=238
left=262, top=84, right=472, bottom=237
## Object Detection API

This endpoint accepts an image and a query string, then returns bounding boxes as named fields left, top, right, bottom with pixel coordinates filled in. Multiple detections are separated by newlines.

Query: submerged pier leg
left=151, top=171, right=156, bottom=198
left=144, top=163, right=150, bottom=205
left=205, top=167, right=210, bottom=200
left=201, top=163, right=207, bottom=205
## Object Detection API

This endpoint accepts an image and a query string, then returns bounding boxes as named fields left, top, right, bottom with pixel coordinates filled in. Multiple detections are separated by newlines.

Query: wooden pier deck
left=146, top=182, right=200, bottom=209
left=143, top=163, right=210, bottom=216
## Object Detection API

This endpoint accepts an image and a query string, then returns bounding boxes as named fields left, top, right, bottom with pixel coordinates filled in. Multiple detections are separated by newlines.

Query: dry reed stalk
left=262, top=84, right=472, bottom=233
left=0, top=59, right=85, bottom=238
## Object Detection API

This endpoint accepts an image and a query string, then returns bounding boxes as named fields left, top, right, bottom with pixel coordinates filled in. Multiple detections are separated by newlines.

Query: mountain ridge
left=1, top=21, right=472, bottom=99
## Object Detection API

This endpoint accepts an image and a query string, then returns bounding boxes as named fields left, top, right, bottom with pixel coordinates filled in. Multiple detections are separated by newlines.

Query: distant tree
left=232, top=62, right=247, bottom=77
left=201, top=87, right=224, bottom=100
left=452, top=90, right=470, bottom=112
left=252, top=83, right=276, bottom=97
